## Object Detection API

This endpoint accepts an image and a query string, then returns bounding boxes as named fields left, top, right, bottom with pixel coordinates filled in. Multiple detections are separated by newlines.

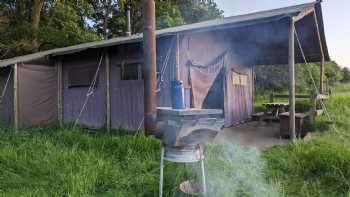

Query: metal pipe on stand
left=142, top=0, right=157, bottom=134
left=125, top=3, right=132, bottom=37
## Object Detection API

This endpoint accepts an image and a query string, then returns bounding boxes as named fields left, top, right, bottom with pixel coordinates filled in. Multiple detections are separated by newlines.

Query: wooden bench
left=252, top=112, right=264, bottom=121
left=279, top=112, right=309, bottom=138
left=270, top=93, right=328, bottom=125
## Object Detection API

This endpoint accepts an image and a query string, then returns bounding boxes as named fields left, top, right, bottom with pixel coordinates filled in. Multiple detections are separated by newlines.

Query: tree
left=175, top=0, right=224, bottom=24
left=0, top=0, right=99, bottom=58
left=324, top=61, right=342, bottom=86
left=254, top=61, right=343, bottom=94
left=78, top=0, right=223, bottom=38
left=0, top=0, right=223, bottom=59
left=341, top=67, right=350, bottom=83
left=39, top=1, right=99, bottom=50
left=31, top=0, right=45, bottom=49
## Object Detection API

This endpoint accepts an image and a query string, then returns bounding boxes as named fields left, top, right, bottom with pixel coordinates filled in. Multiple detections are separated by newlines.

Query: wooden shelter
left=0, top=1, right=329, bottom=134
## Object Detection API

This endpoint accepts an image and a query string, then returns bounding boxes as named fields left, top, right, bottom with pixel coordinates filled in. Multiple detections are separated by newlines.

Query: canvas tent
left=0, top=1, right=329, bottom=130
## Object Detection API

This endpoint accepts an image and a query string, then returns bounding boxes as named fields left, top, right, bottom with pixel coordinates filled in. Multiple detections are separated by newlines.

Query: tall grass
left=0, top=128, right=272, bottom=197
left=0, top=127, right=279, bottom=196
left=263, top=83, right=350, bottom=197
left=0, top=127, right=167, bottom=196
left=0, top=84, right=349, bottom=196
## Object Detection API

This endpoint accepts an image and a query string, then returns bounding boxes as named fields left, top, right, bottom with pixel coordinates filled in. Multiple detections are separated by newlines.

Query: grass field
left=263, top=83, right=350, bottom=197
left=0, top=83, right=349, bottom=196
left=0, top=128, right=281, bottom=197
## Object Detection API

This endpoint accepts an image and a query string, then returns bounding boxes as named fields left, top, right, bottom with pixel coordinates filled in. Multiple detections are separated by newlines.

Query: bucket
left=171, top=80, right=185, bottom=109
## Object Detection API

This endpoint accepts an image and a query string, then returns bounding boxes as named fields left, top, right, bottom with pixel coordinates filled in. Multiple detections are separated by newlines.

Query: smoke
left=203, top=143, right=282, bottom=197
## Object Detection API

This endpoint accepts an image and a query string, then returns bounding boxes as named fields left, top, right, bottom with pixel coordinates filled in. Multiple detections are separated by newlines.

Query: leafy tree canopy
left=255, top=61, right=343, bottom=95
left=0, top=0, right=223, bottom=59
left=341, top=67, right=350, bottom=83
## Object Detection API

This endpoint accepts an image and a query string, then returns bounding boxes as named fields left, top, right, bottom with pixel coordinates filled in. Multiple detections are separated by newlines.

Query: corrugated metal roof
left=0, top=1, right=319, bottom=67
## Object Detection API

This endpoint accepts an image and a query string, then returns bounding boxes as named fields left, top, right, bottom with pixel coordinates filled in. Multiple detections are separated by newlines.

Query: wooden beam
left=294, top=6, right=315, bottom=22
left=288, top=17, right=296, bottom=140
left=57, top=59, right=63, bottom=127
left=105, top=49, right=111, bottom=133
left=313, top=11, right=325, bottom=94
left=13, top=63, right=18, bottom=131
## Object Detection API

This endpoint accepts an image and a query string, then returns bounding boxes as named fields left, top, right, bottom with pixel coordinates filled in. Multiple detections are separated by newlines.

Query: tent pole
left=313, top=11, right=325, bottom=94
left=320, top=58, right=325, bottom=94
left=105, top=49, right=111, bottom=133
left=13, top=63, right=18, bottom=131
left=57, top=59, right=63, bottom=127
left=289, top=17, right=296, bottom=140
left=175, top=34, right=180, bottom=80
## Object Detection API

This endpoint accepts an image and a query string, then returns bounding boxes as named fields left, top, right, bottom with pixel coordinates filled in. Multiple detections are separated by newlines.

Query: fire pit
left=157, top=107, right=224, bottom=196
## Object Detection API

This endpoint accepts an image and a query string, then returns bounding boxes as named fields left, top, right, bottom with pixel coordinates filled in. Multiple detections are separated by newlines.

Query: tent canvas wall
left=18, top=63, right=58, bottom=128
left=0, top=1, right=330, bottom=131
left=58, top=29, right=255, bottom=129
left=0, top=62, right=57, bottom=128
left=60, top=37, right=175, bottom=130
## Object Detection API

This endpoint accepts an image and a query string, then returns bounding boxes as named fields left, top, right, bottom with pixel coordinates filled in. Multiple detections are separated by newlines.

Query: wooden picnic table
left=263, top=102, right=289, bottom=119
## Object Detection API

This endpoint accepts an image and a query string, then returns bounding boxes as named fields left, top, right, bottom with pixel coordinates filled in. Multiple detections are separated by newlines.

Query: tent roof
left=0, top=1, right=328, bottom=67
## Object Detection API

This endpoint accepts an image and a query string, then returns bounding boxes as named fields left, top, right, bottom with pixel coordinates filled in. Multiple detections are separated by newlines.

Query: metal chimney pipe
left=142, top=0, right=157, bottom=134
left=125, top=3, right=132, bottom=37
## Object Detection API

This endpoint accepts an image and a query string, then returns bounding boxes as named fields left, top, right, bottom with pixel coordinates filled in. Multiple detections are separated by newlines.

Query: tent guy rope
left=156, top=37, right=175, bottom=93
left=294, top=25, right=344, bottom=137
left=73, top=54, right=104, bottom=128
left=0, top=67, right=12, bottom=103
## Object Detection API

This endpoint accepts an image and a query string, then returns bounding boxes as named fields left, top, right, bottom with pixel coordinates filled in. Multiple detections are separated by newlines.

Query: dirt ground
left=214, top=121, right=290, bottom=149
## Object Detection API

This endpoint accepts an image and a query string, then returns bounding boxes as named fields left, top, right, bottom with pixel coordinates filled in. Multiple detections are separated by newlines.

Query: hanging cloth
left=188, top=51, right=226, bottom=108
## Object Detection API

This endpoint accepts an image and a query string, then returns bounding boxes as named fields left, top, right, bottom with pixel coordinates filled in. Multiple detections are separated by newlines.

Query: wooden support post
left=309, top=93, right=317, bottom=125
left=320, top=57, right=325, bottom=94
left=175, top=34, right=180, bottom=80
left=105, top=49, right=111, bottom=133
left=57, top=59, right=63, bottom=127
left=13, top=63, right=19, bottom=131
left=313, top=11, right=325, bottom=94
left=288, top=17, right=296, bottom=140
left=252, top=68, right=255, bottom=112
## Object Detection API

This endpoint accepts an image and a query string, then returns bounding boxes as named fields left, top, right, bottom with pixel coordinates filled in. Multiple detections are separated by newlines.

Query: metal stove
left=157, top=107, right=224, bottom=196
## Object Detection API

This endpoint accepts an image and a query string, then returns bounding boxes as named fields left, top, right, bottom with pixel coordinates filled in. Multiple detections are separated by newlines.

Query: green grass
left=0, top=83, right=350, bottom=197
left=263, top=83, right=350, bottom=197
left=0, top=127, right=280, bottom=197
left=0, top=128, right=165, bottom=196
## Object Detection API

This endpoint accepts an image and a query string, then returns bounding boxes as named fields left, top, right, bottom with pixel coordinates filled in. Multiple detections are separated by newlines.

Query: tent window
left=0, top=67, right=10, bottom=77
left=121, top=63, right=142, bottom=80
left=68, top=66, right=98, bottom=88
left=232, top=71, right=248, bottom=86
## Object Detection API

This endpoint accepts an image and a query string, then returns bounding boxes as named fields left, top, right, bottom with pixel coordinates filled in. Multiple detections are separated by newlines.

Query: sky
left=214, top=0, right=350, bottom=68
